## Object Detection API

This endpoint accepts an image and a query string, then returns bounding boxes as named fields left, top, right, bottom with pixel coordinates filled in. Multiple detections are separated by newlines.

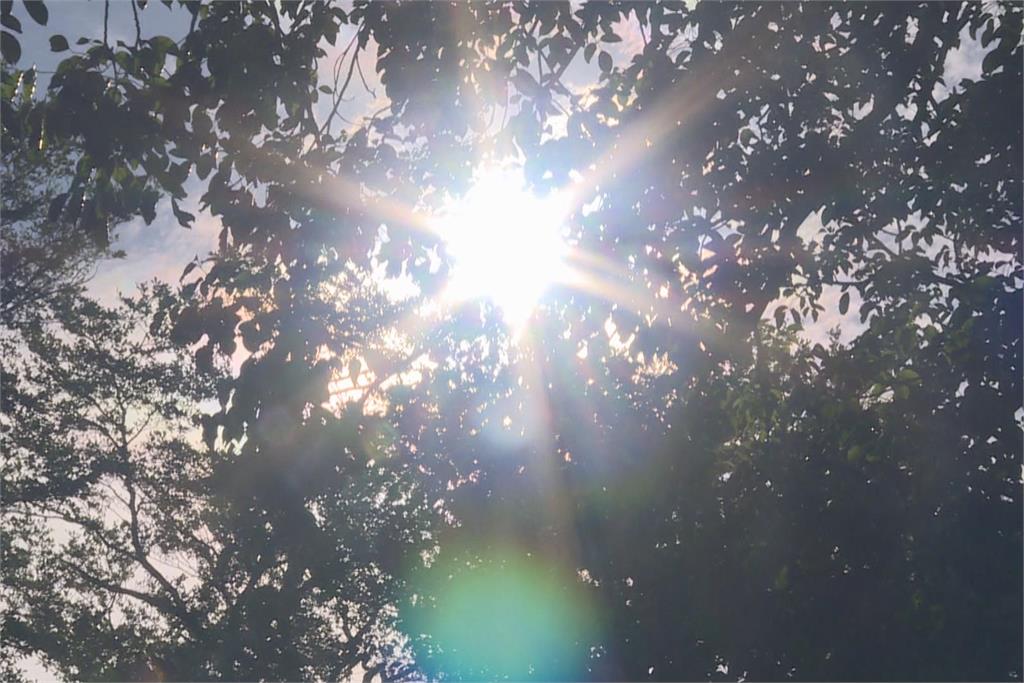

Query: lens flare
left=437, top=167, right=571, bottom=332
left=406, top=549, right=600, bottom=680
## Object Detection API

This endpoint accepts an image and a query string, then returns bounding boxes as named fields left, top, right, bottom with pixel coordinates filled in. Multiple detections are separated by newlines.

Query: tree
left=2, top=288, right=437, bottom=680
left=0, top=72, right=121, bottom=329
left=2, top=288, right=219, bottom=679
left=2, top=1, right=1020, bottom=680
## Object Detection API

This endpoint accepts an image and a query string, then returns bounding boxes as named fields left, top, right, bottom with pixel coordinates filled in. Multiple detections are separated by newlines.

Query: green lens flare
left=407, top=550, right=600, bottom=680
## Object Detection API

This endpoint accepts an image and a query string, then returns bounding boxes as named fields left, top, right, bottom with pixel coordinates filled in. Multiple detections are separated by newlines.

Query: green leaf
left=48, top=33, right=67, bottom=52
left=23, top=0, right=46, bottom=25
left=1, top=29, right=21, bottom=62
left=897, top=368, right=920, bottom=382
left=149, top=34, right=177, bottom=56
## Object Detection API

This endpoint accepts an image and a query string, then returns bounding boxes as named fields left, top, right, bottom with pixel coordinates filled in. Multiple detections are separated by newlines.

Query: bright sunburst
left=437, top=167, right=571, bottom=331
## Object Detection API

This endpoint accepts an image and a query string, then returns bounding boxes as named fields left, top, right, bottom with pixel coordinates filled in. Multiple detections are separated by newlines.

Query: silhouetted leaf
left=1, top=29, right=20, bottom=62
left=171, top=198, right=194, bottom=227
left=22, top=0, right=46, bottom=25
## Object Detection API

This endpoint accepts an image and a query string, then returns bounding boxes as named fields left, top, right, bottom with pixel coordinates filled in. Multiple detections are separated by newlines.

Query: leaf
left=598, top=50, right=612, bottom=73
left=195, top=343, right=214, bottom=373
left=48, top=33, right=67, bottom=52
left=1, top=29, right=20, bottom=62
left=774, top=305, right=787, bottom=327
left=171, top=198, right=195, bottom=227
left=140, top=192, right=157, bottom=223
left=81, top=201, right=109, bottom=248
left=584, top=43, right=596, bottom=63
left=838, top=291, right=850, bottom=315
left=152, top=35, right=177, bottom=56
left=1, top=12, right=21, bottom=32
left=195, top=153, right=213, bottom=180
left=513, top=69, right=539, bottom=96
left=22, top=0, right=46, bottom=25
left=897, top=368, right=920, bottom=382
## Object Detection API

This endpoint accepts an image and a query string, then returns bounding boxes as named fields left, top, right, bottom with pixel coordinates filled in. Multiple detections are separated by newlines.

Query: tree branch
left=126, top=478, right=205, bottom=636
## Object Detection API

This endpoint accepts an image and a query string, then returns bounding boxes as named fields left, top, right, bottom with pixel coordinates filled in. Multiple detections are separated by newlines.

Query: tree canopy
left=1, top=1, right=1021, bottom=681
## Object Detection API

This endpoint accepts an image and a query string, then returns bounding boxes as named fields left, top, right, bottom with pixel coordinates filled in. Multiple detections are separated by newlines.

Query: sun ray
left=561, top=20, right=760, bottom=212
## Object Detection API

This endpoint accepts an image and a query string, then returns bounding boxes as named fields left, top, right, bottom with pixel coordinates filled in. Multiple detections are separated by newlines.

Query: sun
left=437, top=166, right=571, bottom=331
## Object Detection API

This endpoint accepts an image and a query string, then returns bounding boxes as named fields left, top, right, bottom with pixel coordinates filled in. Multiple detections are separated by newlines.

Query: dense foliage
left=2, top=1, right=1021, bottom=681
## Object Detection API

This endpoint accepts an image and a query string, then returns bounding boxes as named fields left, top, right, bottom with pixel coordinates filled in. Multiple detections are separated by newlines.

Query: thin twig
left=319, top=35, right=362, bottom=141
left=131, top=0, right=142, bottom=47
left=354, top=51, right=374, bottom=97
